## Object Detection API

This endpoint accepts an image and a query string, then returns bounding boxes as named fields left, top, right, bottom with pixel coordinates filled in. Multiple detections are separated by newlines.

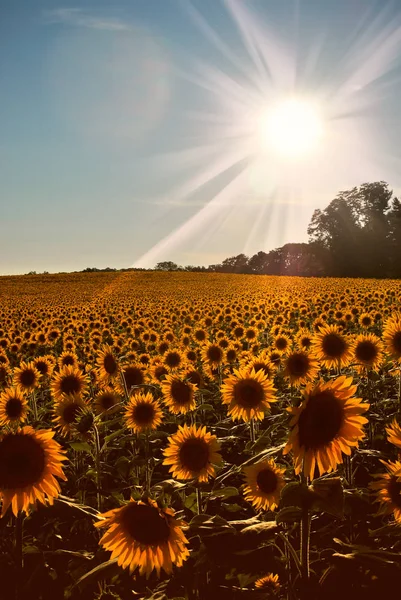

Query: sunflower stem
left=30, top=390, right=38, bottom=422
left=299, top=473, right=310, bottom=583
left=93, top=424, right=102, bottom=511
left=15, top=511, right=24, bottom=600
left=250, top=418, right=255, bottom=443
left=196, top=487, right=203, bottom=515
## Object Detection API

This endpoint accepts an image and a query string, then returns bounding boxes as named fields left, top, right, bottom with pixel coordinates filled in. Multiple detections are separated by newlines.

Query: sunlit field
left=1, top=270, right=401, bottom=600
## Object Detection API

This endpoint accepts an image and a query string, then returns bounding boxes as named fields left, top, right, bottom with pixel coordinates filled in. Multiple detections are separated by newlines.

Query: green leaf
left=210, top=486, right=239, bottom=499
left=69, top=442, right=92, bottom=454
left=309, top=476, right=344, bottom=518
left=72, top=559, right=120, bottom=590
left=276, top=506, right=303, bottom=524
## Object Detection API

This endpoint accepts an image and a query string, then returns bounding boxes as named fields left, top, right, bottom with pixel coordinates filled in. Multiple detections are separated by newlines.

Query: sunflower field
left=1, top=270, right=401, bottom=600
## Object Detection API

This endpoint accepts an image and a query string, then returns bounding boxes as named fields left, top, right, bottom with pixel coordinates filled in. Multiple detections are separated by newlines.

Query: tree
left=154, top=261, right=181, bottom=271
left=307, top=182, right=394, bottom=277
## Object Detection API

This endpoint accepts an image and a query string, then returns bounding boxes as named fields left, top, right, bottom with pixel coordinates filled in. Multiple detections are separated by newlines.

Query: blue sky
left=2, top=0, right=401, bottom=274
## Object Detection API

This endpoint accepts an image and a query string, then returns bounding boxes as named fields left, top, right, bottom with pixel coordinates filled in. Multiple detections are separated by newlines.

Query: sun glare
left=260, top=98, right=323, bottom=159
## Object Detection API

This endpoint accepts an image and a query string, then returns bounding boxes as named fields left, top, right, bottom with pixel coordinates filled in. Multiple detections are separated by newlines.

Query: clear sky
left=2, top=0, right=401, bottom=274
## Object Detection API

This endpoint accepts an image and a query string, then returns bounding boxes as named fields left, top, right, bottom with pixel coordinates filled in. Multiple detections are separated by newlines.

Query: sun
left=259, top=97, right=323, bottom=159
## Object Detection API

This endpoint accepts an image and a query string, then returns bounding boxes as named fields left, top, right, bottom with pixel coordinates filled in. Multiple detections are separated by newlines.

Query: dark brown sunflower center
left=133, top=402, right=155, bottom=425
left=361, top=316, right=371, bottom=326
left=0, top=433, right=46, bottom=489
left=226, top=349, right=237, bottom=362
left=62, top=402, right=82, bottom=424
left=301, top=337, right=312, bottom=349
left=5, top=398, right=23, bottom=419
left=120, top=502, right=171, bottom=545
left=186, top=371, right=202, bottom=386
left=61, top=356, right=75, bottom=367
left=286, top=353, right=309, bottom=377
left=171, top=381, right=192, bottom=406
left=99, top=393, right=116, bottom=409
left=19, top=369, right=36, bottom=387
left=123, top=367, right=144, bottom=389
left=179, top=438, right=210, bottom=471
left=195, top=330, right=206, bottom=341
left=165, top=352, right=181, bottom=368
left=275, top=337, right=288, bottom=351
left=321, top=334, right=346, bottom=358
left=154, top=366, right=168, bottom=381
left=103, top=353, right=118, bottom=375
left=35, top=361, right=49, bottom=375
left=60, top=375, right=81, bottom=395
left=256, top=468, right=278, bottom=494
left=234, top=379, right=264, bottom=408
left=387, top=476, right=401, bottom=508
left=252, top=363, right=271, bottom=378
left=207, top=346, right=223, bottom=363
left=298, top=390, right=344, bottom=449
left=392, top=331, right=401, bottom=354
left=355, top=341, right=378, bottom=363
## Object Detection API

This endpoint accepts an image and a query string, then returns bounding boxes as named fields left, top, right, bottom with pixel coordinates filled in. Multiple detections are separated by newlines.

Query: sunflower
left=0, top=426, right=67, bottom=517
left=51, top=365, right=88, bottom=401
left=53, top=394, right=89, bottom=437
left=0, top=363, right=9, bottom=388
left=295, top=329, right=314, bottom=351
left=149, top=361, right=169, bottom=383
left=95, top=497, right=190, bottom=578
left=352, top=333, right=383, bottom=373
left=201, top=343, right=225, bottom=369
left=163, top=424, right=222, bottom=482
left=386, top=419, right=401, bottom=449
left=96, top=345, right=120, bottom=383
left=118, top=364, right=145, bottom=395
left=246, top=355, right=275, bottom=379
left=33, top=355, right=55, bottom=378
left=221, top=367, right=276, bottom=422
left=0, top=387, right=29, bottom=426
left=94, top=389, right=121, bottom=416
left=58, top=351, right=78, bottom=369
left=283, top=376, right=368, bottom=480
left=370, top=460, right=401, bottom=522
left=161, top=374, right=197, bottom=415
left=255, top=573, right=280, bottom=592
left=243, top=459, right=285, bottom=511
left=163, top=350, right=183, bottom=371
left=312, top=324, right=353, bottom=369
left=283, top=350, right=320, bottom=386
left=272, top=333, right=291, bottom=354
left=13, top=361, right=40, bottom=394
left=124, top=392, right=163, bottom=433
left=383, top=317, right=401, bottom=362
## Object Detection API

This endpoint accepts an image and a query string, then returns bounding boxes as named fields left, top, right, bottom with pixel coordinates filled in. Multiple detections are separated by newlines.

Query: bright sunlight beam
left=259, top=98, right=324, bottom=159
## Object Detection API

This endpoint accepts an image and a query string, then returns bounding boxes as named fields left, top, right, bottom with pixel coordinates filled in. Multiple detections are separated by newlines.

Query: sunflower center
left=355, top=341, right=377, bottom=363
left=62, top=402, right=82, bottom=424
left=207, top=346, right=223, bottom=363
left=256, top=468, right=278, bottom=494
left=19, top=369, right=36, bottom=387
left=120, top=502, right=171, bottom=545
left=123, top=367, right=144, bottom=389
left=99, top=393, right=116, bottom=409
left=298, top=390, right=344, bottom=449
left=388, top=476, right=401, bottom=508
left=275, top=338, right=288, bottom=351
left=234, top=379, right=264, bottom=408
left=62, top=356, right=75, bottom=367
left=35, top=361, right=49, bottom=375
left=179, top=438, right=210, bottom=472
left=5, top=398, right=23, bottom=419
left=171, top=381, right=192, bottom=406
left=0, top=433, right=46, bottom=489
left=321, top=334, right=346, bottom=358
left=133, top=402, right=155, bottom=425
left=301, top=337, right=312, bottom=349
left=186, top=371, right=202, bottom=386
left=393, top=331, right=401, bottom=354
left=60, top=375, right=81, bottom=395
left=286, top=353, right=309, bottom=377
left=165, top=352, right=181, bottom=368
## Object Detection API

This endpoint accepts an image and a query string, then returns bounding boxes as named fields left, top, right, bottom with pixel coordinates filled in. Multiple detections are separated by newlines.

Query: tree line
left=155, top=182, right=401, bottom=278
